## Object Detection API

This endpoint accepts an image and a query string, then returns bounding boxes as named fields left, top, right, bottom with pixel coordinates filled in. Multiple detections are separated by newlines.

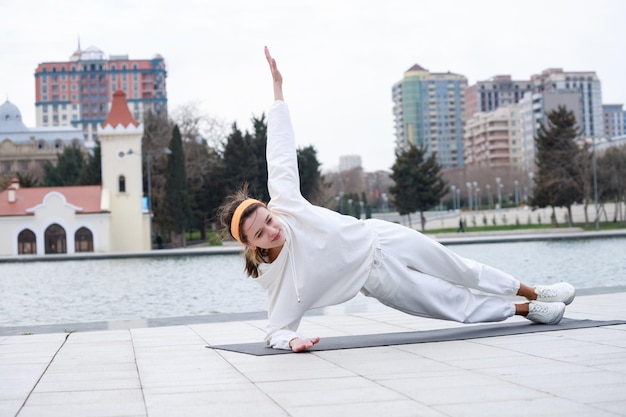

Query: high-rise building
left=518, top=89, right=583, bottom=172
left=338, top=155, right=362, bottom=172
left=34, top=44, right=167, bottom=145
left=530, top=68, right=603, bottom=138
left=392, top=64, right=467, bottom=169
left=603, top=104, right=626, bottom=138
left=465, top=75, right=533, bottom=121
left=463, top=104, right=523, bottom=169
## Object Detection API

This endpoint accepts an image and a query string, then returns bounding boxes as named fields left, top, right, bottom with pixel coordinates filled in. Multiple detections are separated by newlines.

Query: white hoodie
left=256, top=100, right=377, bottom=349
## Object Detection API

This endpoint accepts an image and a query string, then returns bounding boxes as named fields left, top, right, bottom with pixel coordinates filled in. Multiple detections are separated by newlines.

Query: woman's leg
left=363, top=255, right=516, bottom=324
left=373, top=220, right=520, bottom=296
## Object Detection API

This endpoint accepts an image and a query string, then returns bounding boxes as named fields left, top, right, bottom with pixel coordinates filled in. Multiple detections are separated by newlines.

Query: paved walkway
left=1, top=289, right=625, bottom=417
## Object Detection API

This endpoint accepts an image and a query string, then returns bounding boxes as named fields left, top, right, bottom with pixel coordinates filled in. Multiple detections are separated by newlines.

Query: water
left=450, top=238, right=626, bottom=287
left=0, top=255, right=267, bottom=327
left=1, top=238, right=625, bottom=327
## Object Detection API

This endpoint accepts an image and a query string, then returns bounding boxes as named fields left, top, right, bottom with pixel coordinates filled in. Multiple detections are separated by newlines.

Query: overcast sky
left=2, top=0, right=625, bottom=172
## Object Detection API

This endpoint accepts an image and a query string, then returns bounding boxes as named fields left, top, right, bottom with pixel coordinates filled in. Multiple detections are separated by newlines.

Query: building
left=465, top=75, right=533, bottom=121
left=0, top=99, right=84, bottom=179
left=530, top=68, right=603, bottom=138
left=463, top=104, right=523, bottom=168
left=338, top=155, right=362, bottom=172
left=0, top=89, right=150, bottom=256
left=392, top=64, right=467, bottom=169
left=518, top=89, right=584, bottom=172
left=603, top=104, right=626, bottom=138
left=34, top=44, right=167, bottom=146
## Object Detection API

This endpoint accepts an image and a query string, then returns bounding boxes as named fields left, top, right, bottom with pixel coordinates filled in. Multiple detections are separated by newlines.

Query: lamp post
left=485, top=184, right=492, bottom=210
left=473, top=182, right=479, bottom=211
left=466, top=182, right=472, bottom=211
left=514, top=180, right=519, bottom=207
left=592, top=137, right=599, bottom=231
left=450, top=185, right=457, bottom=211
left=495, top=177, right=502, bottom=209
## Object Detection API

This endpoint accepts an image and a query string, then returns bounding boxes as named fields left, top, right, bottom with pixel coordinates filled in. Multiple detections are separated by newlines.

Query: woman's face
left=241, top=206, right=285, bottom=250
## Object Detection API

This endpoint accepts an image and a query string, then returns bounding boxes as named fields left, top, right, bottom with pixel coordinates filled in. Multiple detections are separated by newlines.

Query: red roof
left=102, top=90, right=139, bottom=128
left=0, top=185, right=103, bottom=216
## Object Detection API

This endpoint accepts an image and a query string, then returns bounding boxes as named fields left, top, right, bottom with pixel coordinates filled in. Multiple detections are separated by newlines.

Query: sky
left=2, top=0, right=625, bottom=172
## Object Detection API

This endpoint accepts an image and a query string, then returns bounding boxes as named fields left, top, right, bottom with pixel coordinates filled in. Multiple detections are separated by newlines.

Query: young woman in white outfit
left=217, top=47, right=576, bottom=352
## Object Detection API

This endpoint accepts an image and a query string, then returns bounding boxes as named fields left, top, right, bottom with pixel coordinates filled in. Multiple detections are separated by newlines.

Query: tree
left=16, top=172, right=39, bottom=188
left=171, top=102, right=230, bottom=239
left=297, top=145, right=327, bottom=204
left=597, top=146, right=626, bottom=222
left=221, top=122, right=260, bottom=196
left=249, top=115, right=269, bottom=202
left=78, top=141, right=102, bottom=185
left=163, top=125, right=193, bottom=247
left=532, top=106, right=584, bottom=226
left=171, top=101, right=227, bottom=148
left=141, top=110, right=172, bottom=238
left=42, top=144, right=85, bottom=186
left=389, top=144, right=448, bottom=230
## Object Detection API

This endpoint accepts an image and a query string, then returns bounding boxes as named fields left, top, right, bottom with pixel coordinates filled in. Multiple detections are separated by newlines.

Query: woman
left=218, top=47, right=575, bottom=352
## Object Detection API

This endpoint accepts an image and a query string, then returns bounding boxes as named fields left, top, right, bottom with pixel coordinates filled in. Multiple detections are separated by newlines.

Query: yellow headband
left=230, top=199, right=264, bottom=244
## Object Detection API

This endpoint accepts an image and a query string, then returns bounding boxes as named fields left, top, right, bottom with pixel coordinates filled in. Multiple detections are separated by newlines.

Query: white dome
left=0, top=100, right=28, bottom=132
left=81, top=46, right=106, bottom=61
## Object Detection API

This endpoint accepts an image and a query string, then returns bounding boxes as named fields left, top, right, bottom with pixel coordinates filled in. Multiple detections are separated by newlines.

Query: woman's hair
left=217, top=185, right=267, bottom=278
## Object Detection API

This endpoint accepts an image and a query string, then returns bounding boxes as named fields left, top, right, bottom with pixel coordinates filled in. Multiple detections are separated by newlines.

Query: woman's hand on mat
left=289, top=337, right=320, bottom=352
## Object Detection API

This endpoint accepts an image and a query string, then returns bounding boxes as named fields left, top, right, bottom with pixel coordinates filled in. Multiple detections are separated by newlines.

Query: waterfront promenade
left=1, top=229, right=625, bottom=417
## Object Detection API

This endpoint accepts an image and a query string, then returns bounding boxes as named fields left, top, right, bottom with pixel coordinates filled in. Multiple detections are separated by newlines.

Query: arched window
left=118, top=175, right=126, bottom=193
left=75, top=227, right=94, bottom=252
left=45, top=224, right=67, bottom=254
left=18, top=229, right=37, bottom=255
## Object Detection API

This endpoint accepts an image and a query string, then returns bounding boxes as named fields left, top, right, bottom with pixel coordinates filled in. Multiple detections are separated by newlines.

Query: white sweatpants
left=361, top=220, right=519, bottom=323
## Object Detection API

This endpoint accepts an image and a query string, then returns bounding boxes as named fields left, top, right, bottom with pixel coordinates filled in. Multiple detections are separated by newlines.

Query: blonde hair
left=217, top=186, right=267, bottom=278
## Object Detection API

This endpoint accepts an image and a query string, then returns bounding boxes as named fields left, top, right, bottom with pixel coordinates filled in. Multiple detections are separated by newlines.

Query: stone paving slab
left=1, top=291, right=625, bottom=417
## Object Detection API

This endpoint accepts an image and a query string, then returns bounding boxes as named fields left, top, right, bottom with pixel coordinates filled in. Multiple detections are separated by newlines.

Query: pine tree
left=42, top=143, right=85, bottom=186
left=532, top=106, right=584, bottom=226
left=297, top=145, right=326, bottom=204
left=78, top=141, right=102, bottom=185
left=221, top=122, right=259, bottom=196
left=164, top=125, right=193, bottom=247
left=389, top=144, right=448, bottom=230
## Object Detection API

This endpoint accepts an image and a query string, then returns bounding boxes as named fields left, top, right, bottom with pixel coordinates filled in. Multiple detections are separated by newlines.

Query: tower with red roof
left=99, top=88, right=150, bottom=252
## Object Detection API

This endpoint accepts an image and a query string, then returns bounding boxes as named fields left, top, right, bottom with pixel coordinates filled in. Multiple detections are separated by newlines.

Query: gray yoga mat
left=207, top=318, right=626, bottom=355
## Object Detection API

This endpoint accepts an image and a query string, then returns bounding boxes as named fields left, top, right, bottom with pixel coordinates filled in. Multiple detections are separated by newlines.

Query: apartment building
left=465, top=75, right=533, bottom=121
left=464, top=104, right=523, bottom=168
left=34, top=44, right=167, bottom=145
left=392, top=64, right=467, bottom=169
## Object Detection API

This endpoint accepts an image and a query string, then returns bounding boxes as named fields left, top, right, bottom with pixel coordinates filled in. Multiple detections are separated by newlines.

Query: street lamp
left=466, top=182, right=472, bottom=211
left=528, top=171, right=535, bottom=201
left=495, top=177, right=502, bottom=209
left=485, top=184, right=492, bottom=210
left=450, top=185, right=457, bottom=211
left=514, top=180, right=519, bottom=207
left=592, top=137, right=599, bottom=230
left=473, top=182, right=479, bottom=210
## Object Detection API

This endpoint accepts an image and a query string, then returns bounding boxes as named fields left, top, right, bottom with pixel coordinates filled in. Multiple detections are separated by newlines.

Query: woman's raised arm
left=264, top=46, right=284, bottom=101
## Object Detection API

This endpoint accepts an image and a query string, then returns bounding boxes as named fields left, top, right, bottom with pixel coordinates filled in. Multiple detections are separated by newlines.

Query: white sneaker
left=527, top=301, right=565, bottom=325
left=535, top=283, right=576, bottom=305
